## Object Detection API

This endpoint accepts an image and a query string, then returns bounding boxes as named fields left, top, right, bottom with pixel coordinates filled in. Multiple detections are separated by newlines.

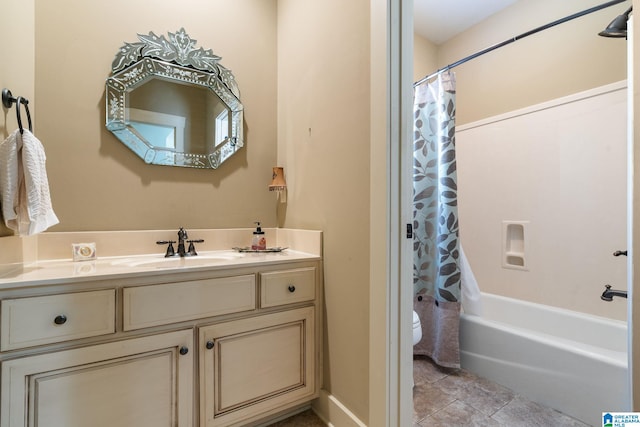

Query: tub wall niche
left=457, top=82, right=628, bottom=321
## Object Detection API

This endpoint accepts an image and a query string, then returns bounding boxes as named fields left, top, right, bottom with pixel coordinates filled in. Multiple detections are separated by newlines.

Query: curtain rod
left=414, top=0, right=629, bottom=87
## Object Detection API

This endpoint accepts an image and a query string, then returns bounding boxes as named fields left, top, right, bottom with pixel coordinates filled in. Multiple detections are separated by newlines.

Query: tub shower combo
left=412, top=2, right=632, bottom=426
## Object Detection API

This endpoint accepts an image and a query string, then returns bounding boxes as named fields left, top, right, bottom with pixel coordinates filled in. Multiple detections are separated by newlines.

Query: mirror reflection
left=106, top=28, right=243, bottom=169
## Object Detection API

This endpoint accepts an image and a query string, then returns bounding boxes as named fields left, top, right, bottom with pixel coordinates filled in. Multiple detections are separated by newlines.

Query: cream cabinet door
left=1, top=330, right=193, bottom=427
left=199, top=307, right=316, bottom=427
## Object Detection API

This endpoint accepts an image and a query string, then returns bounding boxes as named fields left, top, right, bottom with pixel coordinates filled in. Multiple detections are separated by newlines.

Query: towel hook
left=15, top=97, right=32, bottom=135
left=2, top=89, right=32, bottom=135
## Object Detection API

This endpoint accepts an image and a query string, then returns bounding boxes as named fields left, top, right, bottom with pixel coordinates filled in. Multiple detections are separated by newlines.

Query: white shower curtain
left=412, top=70, right=461, bottom=368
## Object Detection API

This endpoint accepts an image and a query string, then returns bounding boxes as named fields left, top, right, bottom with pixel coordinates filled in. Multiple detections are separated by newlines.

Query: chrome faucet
left=601, top=284, right=627, bottom=301
left=156, top=227, right=204, bottom=257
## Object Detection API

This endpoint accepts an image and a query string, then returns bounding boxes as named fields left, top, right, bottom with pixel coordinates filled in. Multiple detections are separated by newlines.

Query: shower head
left=599, top=6, right=632, bottom=38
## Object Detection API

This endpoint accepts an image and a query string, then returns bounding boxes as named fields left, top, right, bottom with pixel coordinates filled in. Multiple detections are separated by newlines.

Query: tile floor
left=272, top=356, right=593, bottom=427
left=412, top=356, right=591, bottom=426
left=267, top=409, right=325, bottom=427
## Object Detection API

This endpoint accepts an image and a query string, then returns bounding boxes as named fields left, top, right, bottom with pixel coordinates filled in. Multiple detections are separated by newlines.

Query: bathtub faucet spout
left=601, top=284, right=627, bottom=301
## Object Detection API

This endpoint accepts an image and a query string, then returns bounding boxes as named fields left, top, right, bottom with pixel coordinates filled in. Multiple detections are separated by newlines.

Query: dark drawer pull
left=206, top=340, right=214, bottom=350
left=53, top=315, right=67, bottom=325
left=288, top=285, right=296, bottom=293
left=179, top=346, right=189, bottom=355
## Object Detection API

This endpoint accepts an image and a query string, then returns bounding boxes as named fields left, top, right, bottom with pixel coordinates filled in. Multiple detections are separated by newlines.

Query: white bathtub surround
left=456, top=81, right=628, bottom=321
left=460, top=292, right=628, bottom=427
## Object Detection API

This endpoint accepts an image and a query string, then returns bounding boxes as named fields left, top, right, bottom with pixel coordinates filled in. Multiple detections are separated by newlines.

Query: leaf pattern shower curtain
left=413, top=70, right=461, bottom=368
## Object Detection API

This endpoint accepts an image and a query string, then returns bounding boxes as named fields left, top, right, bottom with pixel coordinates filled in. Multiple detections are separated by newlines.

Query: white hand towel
left=0, top=129, right=59, bottom=236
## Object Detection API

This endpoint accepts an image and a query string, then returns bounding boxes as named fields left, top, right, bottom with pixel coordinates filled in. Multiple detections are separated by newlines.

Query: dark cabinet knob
left=53, top=315, right=67, bottom=325
left=288, top=285, right=296, bottom=293
left=179, top=346, right=189, bottom=355
left=206, top=341, right=214, bottom=350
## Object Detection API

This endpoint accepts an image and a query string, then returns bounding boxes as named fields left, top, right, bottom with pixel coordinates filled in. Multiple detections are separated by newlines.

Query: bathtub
left=459, top=293, right=629, bottom=427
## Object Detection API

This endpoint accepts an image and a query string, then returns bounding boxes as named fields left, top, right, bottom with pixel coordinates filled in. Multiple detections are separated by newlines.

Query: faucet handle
left=187, top=239, right=204, bottom=256
left=157, top=240, right=176, bottom=257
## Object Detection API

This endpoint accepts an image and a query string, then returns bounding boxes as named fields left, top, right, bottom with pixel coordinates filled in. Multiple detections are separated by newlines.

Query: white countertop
left=0, top=228, right=322, bottom=289
left=0, top=249, right=320, bottom=289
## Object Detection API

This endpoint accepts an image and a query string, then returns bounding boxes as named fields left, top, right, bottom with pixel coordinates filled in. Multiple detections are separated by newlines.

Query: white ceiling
left=414, top=0, right=519, bottom=44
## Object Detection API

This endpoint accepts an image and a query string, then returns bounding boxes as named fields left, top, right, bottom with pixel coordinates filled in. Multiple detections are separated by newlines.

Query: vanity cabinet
left=0, top=259, right=321, bottom=427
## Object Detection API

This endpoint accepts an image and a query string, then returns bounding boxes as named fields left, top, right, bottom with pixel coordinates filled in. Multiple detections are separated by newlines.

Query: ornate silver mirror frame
left=106, top=28, right=243, bottom=168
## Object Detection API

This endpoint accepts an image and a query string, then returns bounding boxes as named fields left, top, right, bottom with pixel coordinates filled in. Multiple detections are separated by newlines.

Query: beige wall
left=415, top=0, right=627, bottom=125
left=2, top=0, right=375, bottom=423
left=0, top=0, right=35, bottom=236
left=0, top=2, right=34, bottom=136
left=3, top=0, right=278, bottom=236
left=413, top=33, right=437, bottom=82
left=277, top=0, right=371, bottom=422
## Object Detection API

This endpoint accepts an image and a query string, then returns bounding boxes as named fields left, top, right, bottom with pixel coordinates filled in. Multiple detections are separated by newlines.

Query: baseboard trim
left=312, top=389, right=367, bottom=427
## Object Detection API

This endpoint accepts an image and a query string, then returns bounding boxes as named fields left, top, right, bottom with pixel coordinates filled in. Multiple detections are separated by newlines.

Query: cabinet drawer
left=1, top=289, right=116, bottom=351
left=123, top=275, right=256, bottom=331
left=260, top=268, right=315, bottom=308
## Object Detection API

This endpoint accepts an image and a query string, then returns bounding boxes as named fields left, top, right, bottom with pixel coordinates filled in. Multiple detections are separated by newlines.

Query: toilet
left=412, top=310, right=422, bottom=345
left=412, top=311, right=422, bottom=387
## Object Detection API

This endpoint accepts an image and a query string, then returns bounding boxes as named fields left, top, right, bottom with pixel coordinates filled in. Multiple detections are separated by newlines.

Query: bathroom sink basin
left=110, top=252, right=244, bottom=269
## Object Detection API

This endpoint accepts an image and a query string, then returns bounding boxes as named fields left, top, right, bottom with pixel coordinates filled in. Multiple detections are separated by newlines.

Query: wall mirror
left=106, top=28, right=243, bottom=169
